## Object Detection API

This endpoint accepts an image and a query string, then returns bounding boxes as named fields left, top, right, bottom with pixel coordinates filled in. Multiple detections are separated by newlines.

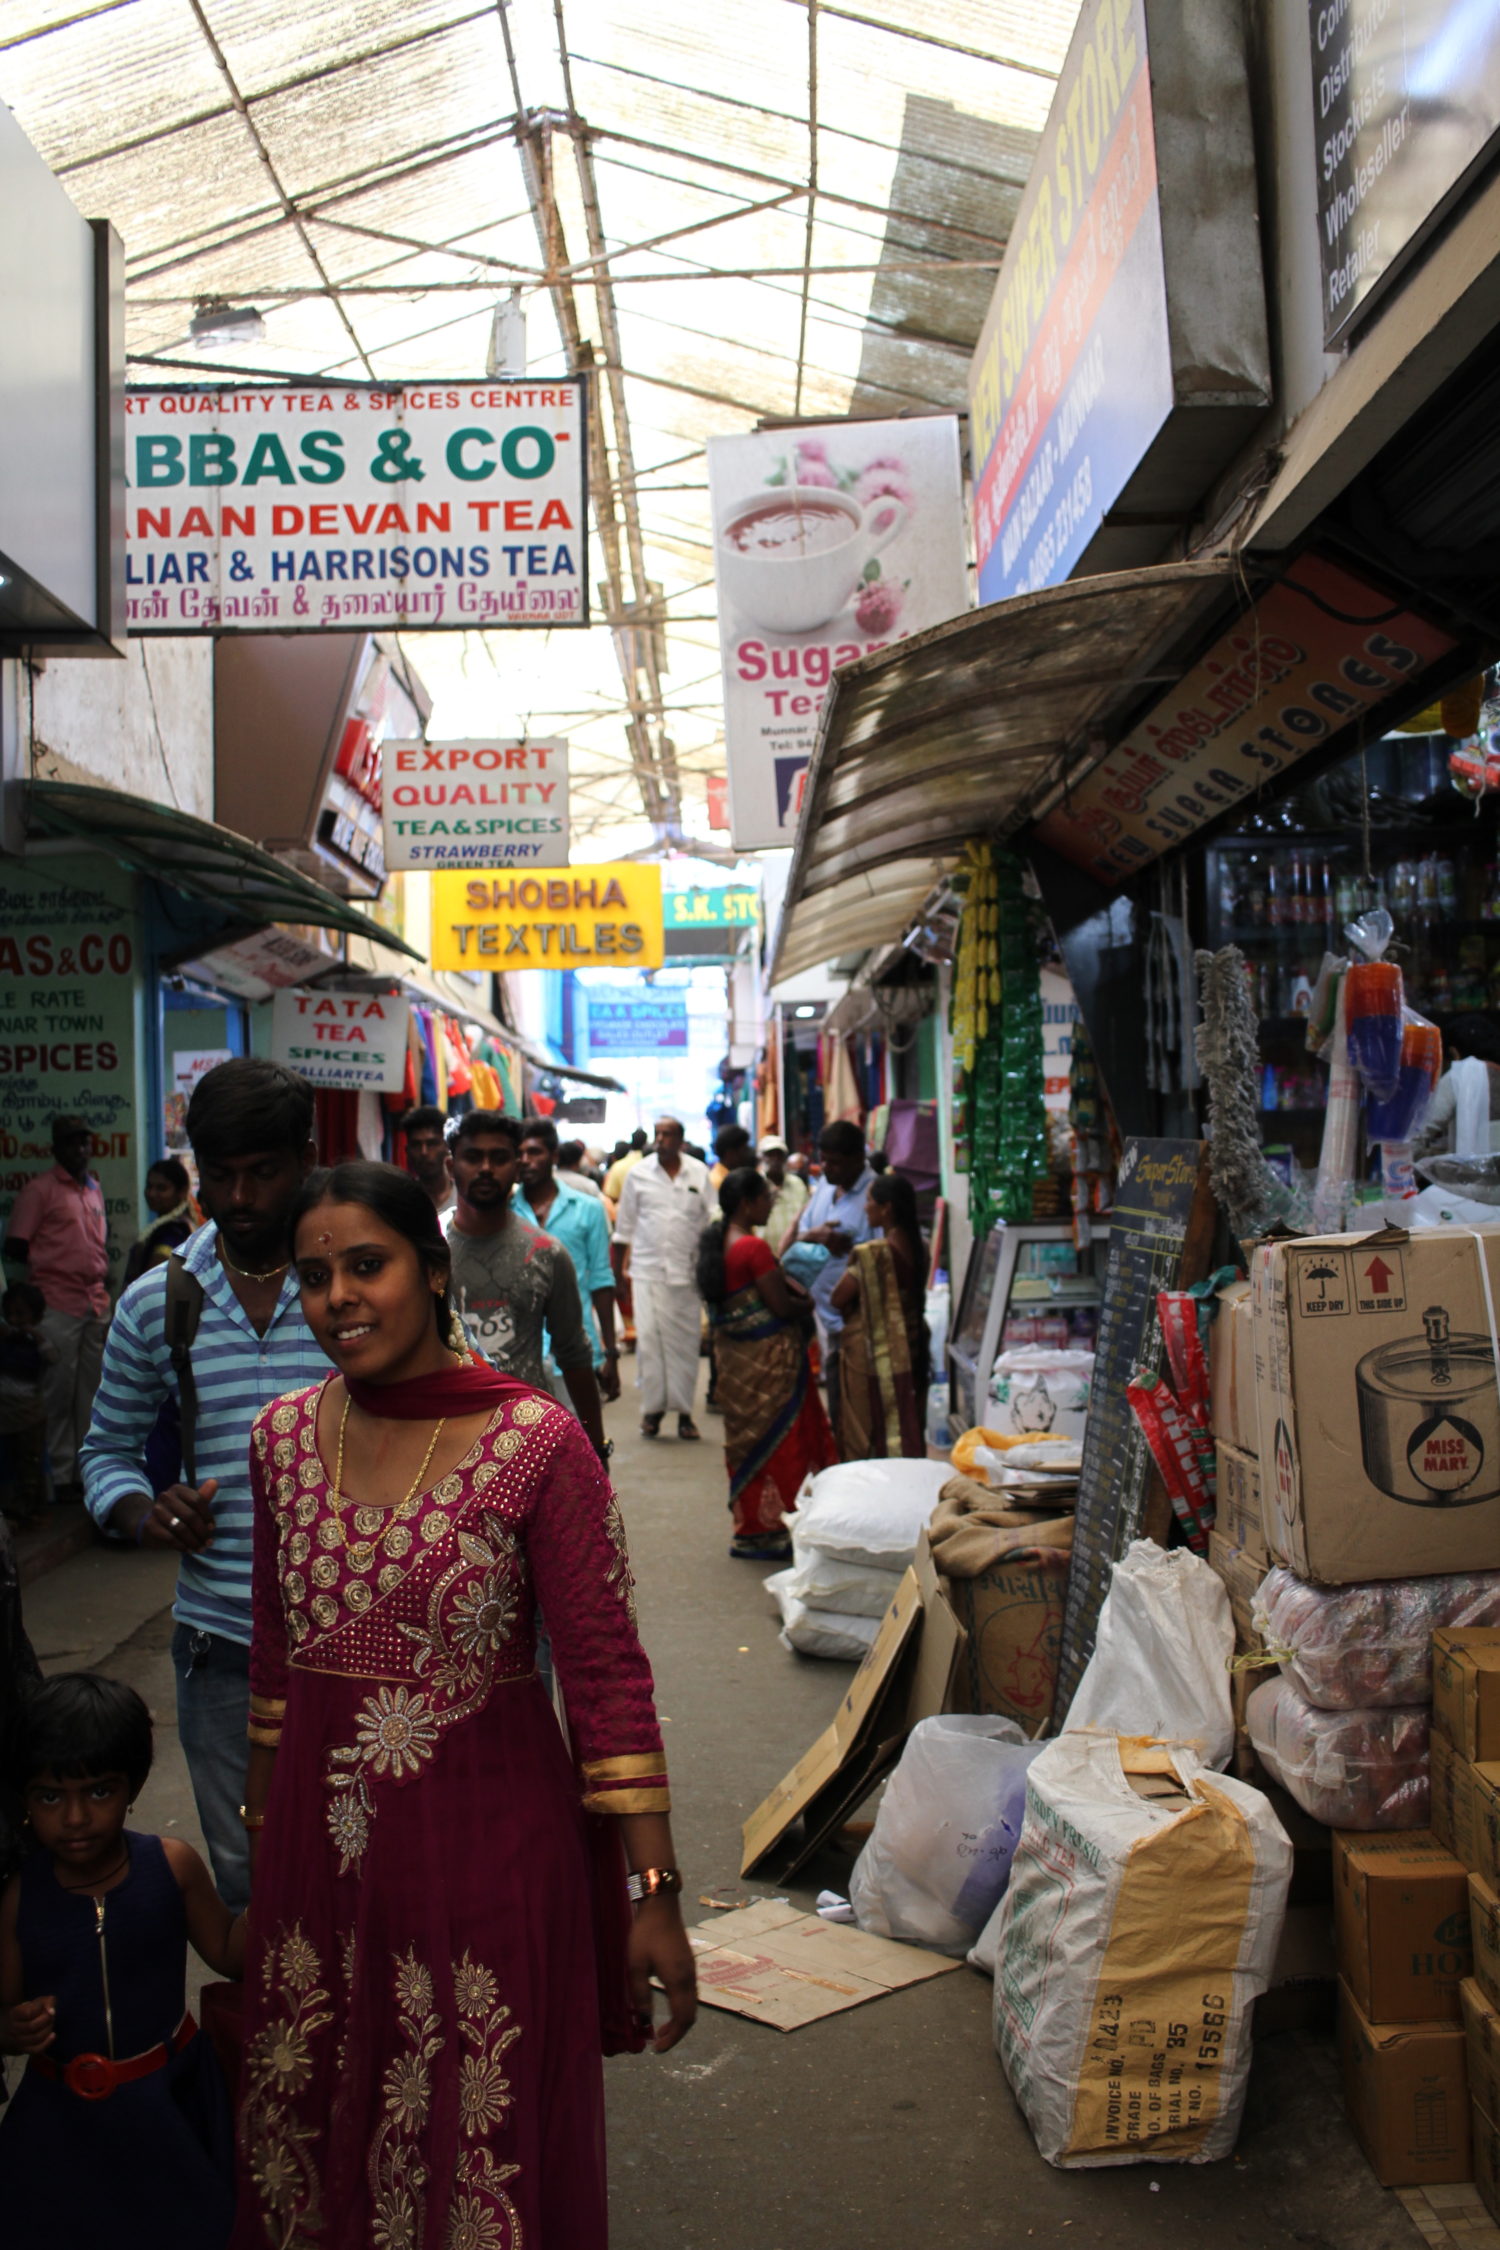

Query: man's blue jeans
left=171, top=1624, right=251, bottom=1915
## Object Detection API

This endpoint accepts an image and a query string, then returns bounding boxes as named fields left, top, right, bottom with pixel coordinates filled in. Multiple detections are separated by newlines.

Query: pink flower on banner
left=796, top=438, right=831, bottom=463
left=854, top=579, right=905, bottom=635
left=855, top=468, right=913, bottom=511
left=794, top=456, right=839, bottom=488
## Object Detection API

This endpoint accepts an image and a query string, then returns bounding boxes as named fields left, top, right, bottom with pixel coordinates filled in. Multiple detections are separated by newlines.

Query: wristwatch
left=626, top=1866, right=683, bottom=1904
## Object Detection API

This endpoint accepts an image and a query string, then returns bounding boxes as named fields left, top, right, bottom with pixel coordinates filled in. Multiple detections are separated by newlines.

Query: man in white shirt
left=613, top=1115, right=709, bottom=1441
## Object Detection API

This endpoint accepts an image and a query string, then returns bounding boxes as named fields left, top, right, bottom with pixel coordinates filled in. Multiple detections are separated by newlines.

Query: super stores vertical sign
left=123, top=382, right=588, bottom=633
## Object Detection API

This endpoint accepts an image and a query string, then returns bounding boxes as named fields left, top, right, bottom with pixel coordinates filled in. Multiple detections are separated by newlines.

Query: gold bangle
left=240, top=1804, right=266, bottom=1832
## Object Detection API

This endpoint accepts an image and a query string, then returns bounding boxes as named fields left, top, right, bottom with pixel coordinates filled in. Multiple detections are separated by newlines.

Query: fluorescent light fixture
left=486, top=290, right=526, bottom=378
left=191, top=301, right=267, bottom=349
left=793, top=1004, right=818, bottom=1019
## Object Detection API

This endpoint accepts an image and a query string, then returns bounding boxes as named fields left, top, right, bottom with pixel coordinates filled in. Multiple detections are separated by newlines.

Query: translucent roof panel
left=1, top=0, right=1083, bottom=851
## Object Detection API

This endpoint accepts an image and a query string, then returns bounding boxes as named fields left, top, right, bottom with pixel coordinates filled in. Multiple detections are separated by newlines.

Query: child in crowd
left=0, top=1282, right=52, bottom=1525
left=0, top=1673, right=243, bottom=2247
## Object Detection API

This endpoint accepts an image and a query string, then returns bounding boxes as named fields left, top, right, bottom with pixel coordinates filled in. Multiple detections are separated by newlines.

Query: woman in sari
left=698, top=1169, right=836, bottom=1561
left=235, top=1161, right=695, bottom=2250
left=830, top=1169, right=930, bottom=1460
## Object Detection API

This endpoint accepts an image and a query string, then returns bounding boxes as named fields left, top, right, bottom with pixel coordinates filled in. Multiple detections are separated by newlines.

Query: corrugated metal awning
left=771, top=558, right=1241, bottom=982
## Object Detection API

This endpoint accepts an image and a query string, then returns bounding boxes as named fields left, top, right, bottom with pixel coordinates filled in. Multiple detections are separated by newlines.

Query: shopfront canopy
left=25, top=779, right=422, bottom=958
left=770, top=558, right=1241, bottom=982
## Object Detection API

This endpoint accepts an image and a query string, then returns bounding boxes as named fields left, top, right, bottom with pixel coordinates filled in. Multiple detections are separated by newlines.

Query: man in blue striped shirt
left=81, top=1060, right=327, bottom=1911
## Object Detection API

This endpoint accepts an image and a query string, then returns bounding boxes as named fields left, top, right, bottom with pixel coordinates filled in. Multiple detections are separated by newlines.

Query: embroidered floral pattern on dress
left=370, top=1947, right=444, bottom=2250
left=240, top=1922, right=335, bottom=2245
left=601, top=1493, right=639, bottom=1631
left=449, top=1951, right=523, bottom=2248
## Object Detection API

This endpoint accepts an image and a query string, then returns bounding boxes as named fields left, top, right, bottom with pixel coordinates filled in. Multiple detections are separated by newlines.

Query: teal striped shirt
left=81, top=1222, right=331, bottom=1643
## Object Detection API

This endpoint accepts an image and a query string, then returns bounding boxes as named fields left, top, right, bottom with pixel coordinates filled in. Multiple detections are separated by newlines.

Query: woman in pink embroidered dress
left=234, top=1162, right=695, bottom=2249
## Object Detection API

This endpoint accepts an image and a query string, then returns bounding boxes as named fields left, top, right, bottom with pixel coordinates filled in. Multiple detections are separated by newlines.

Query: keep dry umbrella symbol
left=1304, top=1260, right=1340, bottom=1300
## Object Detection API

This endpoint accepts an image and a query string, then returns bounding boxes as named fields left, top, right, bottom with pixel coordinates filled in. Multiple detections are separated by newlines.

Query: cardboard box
left=1254, top=1900, right=1338, bottom=2033
left=1339, top=1980, right=1472, bottom=2185
left=1207, top=1529, right=1269, bottom=1648
left=1473, top=1764, right=1500, bottom=1895
left=1334, top=1830, right=1472, bottom=2022
left=1215, top=1439, right=1267, bottom=1565
left=1476, top=2099, right=1500, bottom=2227
left=1434, top=1628, right=1500, bottom=1764
left=947, top=1549, right=1069, bottom=1734
left=1463, top=1978, right=1500, bottom=2122
left=1431, top=1730, right=1479, bottom=1872
left=1473, top=1872, right=1500, bottom=2010
left=1251, top=1227, right=1500, bottom=1584
left=1210, top=1277, right=1257, bottom=1454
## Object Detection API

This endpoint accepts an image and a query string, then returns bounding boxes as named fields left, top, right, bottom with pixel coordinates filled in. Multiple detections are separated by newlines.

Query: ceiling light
left=191, top=301, right=267, bottom=349
left=793, top=1004, right=818, bottom=1019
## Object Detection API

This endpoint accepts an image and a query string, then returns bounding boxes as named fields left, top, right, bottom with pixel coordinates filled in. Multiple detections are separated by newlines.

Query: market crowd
left=0, top=1056, right=933, bottom=2247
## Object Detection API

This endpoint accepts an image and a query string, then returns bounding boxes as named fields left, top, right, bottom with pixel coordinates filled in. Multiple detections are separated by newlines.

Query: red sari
left=234, top=1375, right=668, bottom=2250
left=711, top=1235, right=836, bottom=1538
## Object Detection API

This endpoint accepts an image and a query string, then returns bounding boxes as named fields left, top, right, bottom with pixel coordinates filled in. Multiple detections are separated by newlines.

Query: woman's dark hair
left=696, top=1167, right=770, bottom=1301
left=13, top=1673, right=153, bottom=1798
left=1447, top=1013, right=1500, bottom=1066
left=292, top=1161, right=453, bottom=1336
left=186, top=1058, right=314, bottom=1165
left=147, top=1156, right=191, bottom=1198
left=870, top=1167, right=922, bottom=1249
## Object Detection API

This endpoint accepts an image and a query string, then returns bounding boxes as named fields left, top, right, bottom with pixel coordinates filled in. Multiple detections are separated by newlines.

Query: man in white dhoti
left=613, top=1115, right=710, bottom=1440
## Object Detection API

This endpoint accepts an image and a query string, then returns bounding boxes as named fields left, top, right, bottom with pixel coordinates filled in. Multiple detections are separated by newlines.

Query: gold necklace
left=218, top=1240, right=290, bottom=1284
left=329, top=1394, right=446, bottom=1563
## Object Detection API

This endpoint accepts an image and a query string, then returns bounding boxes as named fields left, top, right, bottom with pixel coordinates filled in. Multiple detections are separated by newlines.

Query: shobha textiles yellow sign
left=430, top=864, right=664, bottom=971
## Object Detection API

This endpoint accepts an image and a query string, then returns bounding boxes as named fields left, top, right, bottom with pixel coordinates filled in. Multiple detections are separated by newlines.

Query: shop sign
left=430, top=865, right=664, bottom=972
left=707, top=417, right=968, bottom=851
left=122, top=381, right=587, bottom=635
left=968, top=0, right=1171, bottom=606
left=585, top=986, right=689, bottom=1055
left=663, top=885, right=759, bottom=929
left=1035, top=553, right=1457, bottom=883
left=1312, top=0, right=1500, bottom=344
left=270, top=989, right=410, bottom=1092
left=0, top=857, right=142, bottom=1281
left=382, top=738, right=569, bottom=871
left=1040, top=967, right=1080, bottom=1113
left=180, top=926, right=341, bottom=1001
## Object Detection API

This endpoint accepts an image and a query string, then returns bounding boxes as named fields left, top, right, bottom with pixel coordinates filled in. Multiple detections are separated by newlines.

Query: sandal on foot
left=640, top=1413, right=663, bottom=1438
left=677, top=1415, right=702, bottom=1441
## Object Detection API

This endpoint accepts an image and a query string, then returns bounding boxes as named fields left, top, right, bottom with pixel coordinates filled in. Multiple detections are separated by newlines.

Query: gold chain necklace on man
left=218, top=1240, right=291, bottom=1284
left=329, top=1394, right=445, bottom=1564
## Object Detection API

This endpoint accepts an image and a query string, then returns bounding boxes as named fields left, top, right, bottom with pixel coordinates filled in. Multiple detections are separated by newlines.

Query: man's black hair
left=819, top=1120, right=866, bottom=1161
left=13, top=1673, right=153, bottom=1799
left=451, top=1108, right=522, bottom=1152
left=629, top=1128, right=648, bottom=1150
left=558, top=1141, right=587, bottom=1169
left=186, top=1058, right=315, bottom=1165
left=50, top=1115, right=90, bottom=1144
left=520, top=1115, right=559, bottom=1155
left=400, top=1105, right=449, bottom=1137
left=1446, top=1014, right=1500, bottom=1067
left=714, top=1123, right=752, bottom=1164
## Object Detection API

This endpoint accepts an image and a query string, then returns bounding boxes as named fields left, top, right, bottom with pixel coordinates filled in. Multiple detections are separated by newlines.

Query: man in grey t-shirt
left=446, top=1110, right=607, bottom=1460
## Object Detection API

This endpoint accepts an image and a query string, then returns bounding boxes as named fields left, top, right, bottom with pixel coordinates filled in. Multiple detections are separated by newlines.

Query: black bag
left=142, top=1254, right=206, bottom=1492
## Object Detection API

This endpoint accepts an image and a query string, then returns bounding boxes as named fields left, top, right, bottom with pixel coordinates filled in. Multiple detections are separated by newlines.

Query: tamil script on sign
left=124, top=383, right=588, bottom=635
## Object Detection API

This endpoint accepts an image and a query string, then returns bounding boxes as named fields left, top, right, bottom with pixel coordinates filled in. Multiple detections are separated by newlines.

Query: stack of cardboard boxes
left=1205, top=1227, right=1500, bottom=2191
left=1431, top=1629, right=1500, bottom=2219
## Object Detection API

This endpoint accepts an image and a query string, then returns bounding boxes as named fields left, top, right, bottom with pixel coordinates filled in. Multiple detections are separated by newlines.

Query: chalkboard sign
left=1053, top=1139, right=1217, bottom=1714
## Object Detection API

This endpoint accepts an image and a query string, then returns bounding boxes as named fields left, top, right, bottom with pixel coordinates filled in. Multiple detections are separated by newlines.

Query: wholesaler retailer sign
left=123, top=381, right=588, bottom=634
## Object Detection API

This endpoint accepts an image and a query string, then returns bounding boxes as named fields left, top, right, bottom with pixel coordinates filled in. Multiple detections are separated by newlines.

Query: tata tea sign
left=123, top=381, right=587, bottom=634
left=967, top=0, right=1269, bottom=606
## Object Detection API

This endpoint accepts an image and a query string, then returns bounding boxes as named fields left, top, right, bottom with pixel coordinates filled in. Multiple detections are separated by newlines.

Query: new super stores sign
left=967, top=0, right=1268, bottom=608
left=123, top=382, right=587, bottom=633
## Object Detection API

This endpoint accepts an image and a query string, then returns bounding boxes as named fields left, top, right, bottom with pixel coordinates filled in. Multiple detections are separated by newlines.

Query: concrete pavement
left=10, top=1373, right=1421, bottom=2246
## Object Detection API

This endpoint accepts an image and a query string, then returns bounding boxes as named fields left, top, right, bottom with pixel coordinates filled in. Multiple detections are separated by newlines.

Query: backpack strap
left=162, top=1252, right=206, bottom=1486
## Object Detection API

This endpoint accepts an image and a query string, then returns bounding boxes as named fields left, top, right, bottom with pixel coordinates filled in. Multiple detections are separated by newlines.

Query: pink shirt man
left=8, top=1164, right=110, bottom=1318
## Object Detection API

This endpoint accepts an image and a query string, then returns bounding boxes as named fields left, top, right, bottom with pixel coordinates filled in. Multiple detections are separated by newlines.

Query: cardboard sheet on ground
left=687, top=1899, right=959, bottom=2030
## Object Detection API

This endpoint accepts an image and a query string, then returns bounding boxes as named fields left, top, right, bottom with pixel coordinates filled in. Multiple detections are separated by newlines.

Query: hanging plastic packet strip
left=1125, top=1366, right=1215, bottom=1552
left=1342, top=907, right=1403, bottom=1102
left=1157, top=1291, right=1212, bottom=1429
left=1366, top=1013, right=1443, bottom=1144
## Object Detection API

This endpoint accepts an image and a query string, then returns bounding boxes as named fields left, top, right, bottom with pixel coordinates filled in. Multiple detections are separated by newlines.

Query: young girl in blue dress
left=0, top=1672, right=243, bottom=2247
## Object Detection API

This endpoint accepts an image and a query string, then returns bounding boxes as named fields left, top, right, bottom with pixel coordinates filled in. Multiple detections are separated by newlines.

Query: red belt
left=31, top=2011, right=197, bottom=2100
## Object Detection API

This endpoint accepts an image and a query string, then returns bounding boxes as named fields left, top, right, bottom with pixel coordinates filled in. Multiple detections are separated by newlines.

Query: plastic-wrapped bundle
left=1345, top=959, right=1404, bottom=1101
left=1245, top=1675, right=1428, bottom=1829
left=1253, top=1566, right=1500, bottom=1709
left=1366, top=1015, right=1442, bottom=1143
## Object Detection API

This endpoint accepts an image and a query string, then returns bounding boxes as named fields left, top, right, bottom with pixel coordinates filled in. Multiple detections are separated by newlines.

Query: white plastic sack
left=993, top=1733, right=1292, bottom=2166
left=988, top=1347, right=1096, bottom=1439
left=768, top=1531, right=901, bottom=1618
left=1065, top=1540, right=1234, bottom=1770
left=764, top=1574, right=880, bottom=1662
left=849, top=1716, right=1046, bottom=1955
left=785, top=1457, right=951, bottom=1572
